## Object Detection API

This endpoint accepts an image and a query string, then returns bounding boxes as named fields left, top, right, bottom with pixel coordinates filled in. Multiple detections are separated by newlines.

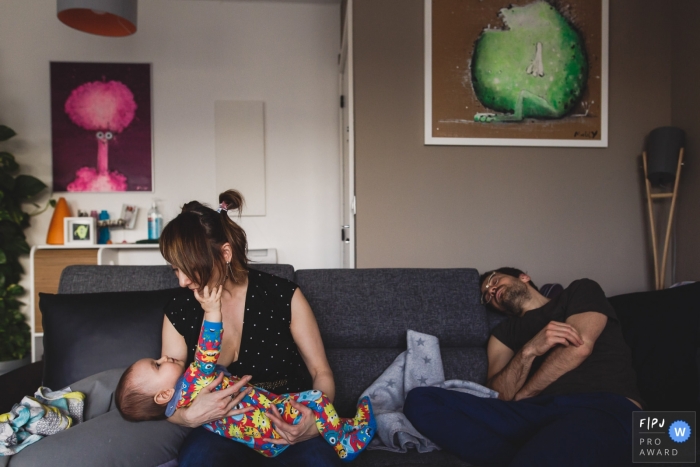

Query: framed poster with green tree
left=425, top=0, right=608, bottom=147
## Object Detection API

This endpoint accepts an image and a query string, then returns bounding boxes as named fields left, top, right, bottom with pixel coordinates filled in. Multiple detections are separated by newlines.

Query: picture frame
left=64, top=217, right=97, bottom=245
left=50, top=62, right=153, bottom=191
left=424, top=0, right=609, bottom=147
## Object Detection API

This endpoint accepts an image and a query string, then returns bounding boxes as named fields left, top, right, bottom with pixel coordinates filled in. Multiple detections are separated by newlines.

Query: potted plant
left=0, top=125, right=50, bottom=374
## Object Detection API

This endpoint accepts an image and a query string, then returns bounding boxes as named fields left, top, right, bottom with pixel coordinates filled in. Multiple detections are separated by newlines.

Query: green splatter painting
left=471, top=1, right=588, bottom=123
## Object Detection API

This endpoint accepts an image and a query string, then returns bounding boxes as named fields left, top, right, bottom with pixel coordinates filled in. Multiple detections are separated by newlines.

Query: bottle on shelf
left=147, top=201, right=163, bottom=240
left=98, top=210, right=110, bottom=244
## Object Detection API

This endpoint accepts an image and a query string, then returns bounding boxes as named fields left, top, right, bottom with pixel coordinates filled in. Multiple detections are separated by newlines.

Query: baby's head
left=115, top=356, right=185, bottom=421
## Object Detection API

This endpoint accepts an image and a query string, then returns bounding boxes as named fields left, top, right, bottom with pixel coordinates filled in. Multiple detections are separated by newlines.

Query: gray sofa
left=2, top=264, right=698, bottom=466
left=2, top=264, right=494, bottom=466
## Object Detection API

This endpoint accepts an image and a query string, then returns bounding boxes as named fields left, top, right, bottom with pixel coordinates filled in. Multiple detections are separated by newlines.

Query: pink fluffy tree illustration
left=64, top=80, right=137, bottom=191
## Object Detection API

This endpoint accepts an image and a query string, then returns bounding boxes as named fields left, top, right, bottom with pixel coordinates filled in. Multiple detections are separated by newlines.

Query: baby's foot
left=335, top=396, right=376, bottom=462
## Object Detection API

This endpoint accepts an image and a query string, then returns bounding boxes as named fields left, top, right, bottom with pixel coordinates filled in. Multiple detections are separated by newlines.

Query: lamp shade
left=57, top=0, right=137, bottom=37
left=646, top=126, right=685, bottom=187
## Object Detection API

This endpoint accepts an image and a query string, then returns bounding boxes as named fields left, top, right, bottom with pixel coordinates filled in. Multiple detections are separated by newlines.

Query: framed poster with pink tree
left=50, top=62, right=152, bottom=192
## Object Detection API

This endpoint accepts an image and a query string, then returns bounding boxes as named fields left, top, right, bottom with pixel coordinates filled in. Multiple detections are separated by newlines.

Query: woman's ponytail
left=160, top=189, right=249, bottom=287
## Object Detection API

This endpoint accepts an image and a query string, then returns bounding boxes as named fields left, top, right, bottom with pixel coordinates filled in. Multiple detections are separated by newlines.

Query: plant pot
left=0, top=356, right=30, bottom=376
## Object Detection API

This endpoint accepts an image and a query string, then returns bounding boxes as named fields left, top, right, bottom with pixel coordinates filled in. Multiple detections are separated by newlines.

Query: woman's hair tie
left=217, top=202, right=228, bottom=213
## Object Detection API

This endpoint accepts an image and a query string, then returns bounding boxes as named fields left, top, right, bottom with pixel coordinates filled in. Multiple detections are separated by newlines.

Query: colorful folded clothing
left=0, top=387, right=84, bottom=456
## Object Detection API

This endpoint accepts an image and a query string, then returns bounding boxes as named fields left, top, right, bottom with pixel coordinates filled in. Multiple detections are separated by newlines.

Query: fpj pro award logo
left=633, top=412, right=695, bottom=463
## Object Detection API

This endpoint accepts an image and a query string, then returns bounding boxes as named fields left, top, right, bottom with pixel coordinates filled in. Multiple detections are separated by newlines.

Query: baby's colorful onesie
left=168, top=320, right=375, bottom=461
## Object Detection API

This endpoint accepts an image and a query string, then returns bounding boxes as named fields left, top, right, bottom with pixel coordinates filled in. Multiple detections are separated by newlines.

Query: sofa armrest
left=0, top=360, right=43, bottom=413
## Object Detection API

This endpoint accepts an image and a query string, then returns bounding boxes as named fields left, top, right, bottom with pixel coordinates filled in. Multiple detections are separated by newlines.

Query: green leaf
left=14, top=175, right=47, bottom=199
left=0, top=126, right=16, bottom=142
left=0, top=249, right=6, bottom=264
left=0, top=171, right=15, bottom=192
left=6, top=284, right=23, bottom=297
left=0, top=152, right=19, bottom=172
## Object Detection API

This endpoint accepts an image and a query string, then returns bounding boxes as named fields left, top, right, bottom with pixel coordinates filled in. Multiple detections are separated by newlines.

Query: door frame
left=339, top=0, right=356, bottom=268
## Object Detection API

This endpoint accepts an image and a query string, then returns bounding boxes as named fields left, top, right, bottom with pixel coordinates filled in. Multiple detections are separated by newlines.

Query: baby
left=115, top=285, right=375, bottom=462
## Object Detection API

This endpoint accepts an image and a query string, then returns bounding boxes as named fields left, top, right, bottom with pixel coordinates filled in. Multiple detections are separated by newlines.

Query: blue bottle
left=98, top=210, right=110, bottom=244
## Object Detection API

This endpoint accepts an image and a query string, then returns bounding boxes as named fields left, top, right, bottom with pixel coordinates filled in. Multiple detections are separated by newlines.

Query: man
left=404, top=268, right=641, bottom=467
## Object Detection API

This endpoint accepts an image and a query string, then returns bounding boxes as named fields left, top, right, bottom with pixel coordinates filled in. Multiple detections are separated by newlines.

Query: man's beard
left=501, top=281, right=531, bottom=317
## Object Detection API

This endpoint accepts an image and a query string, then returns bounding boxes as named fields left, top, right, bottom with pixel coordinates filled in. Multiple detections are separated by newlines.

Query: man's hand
left=514, top=313, right=606, bottom=401
left=179, top=373, right=254, bottom=427
left=263, top=400, right=319, bottom=445
left=523, top=321, right=583, bottom=358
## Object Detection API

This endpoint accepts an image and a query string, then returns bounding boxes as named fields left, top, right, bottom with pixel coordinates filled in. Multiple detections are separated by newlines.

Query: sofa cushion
left=327, top=347, right=488, bottom=417
left=57, top=263, right=295, bottom=294
left=40, top=288, right=180, bottom=389
left=608, top=282, right=700, bottom=411
left=7, top=369, right=190, bottom=467
left=296, top=268, right=489, bottom=349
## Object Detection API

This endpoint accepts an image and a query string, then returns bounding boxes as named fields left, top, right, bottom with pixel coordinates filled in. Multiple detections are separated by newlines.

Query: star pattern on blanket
left=359, top=330, right=498, bottom=454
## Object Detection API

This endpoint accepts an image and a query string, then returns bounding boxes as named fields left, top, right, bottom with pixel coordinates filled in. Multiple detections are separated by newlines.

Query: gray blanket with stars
left=361, top=330, right=498, bottom=453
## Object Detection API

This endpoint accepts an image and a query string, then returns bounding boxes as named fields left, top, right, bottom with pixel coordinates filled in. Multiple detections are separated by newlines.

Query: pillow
left=539, top=283, right=564, bottom=299
left=8, top=368, right=190, bottom=467
left=40, top=288, right=180, bottom=389
left=608, top=282, right=700, bottom=411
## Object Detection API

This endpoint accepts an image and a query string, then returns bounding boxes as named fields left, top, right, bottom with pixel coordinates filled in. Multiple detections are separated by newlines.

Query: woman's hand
left=178, top=373, right=254, bottom=427
left=263, top=400, right=319, bottom=445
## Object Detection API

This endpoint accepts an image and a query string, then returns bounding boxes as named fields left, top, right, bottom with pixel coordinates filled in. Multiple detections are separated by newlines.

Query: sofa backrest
left=58, top=264, right=295, bottom=293
left=295, top=268, right=491, bottom=415
left=53, top=265, right=491, bottom=417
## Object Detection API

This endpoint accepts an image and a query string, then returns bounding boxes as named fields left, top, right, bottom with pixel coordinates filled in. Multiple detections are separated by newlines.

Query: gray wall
left=672, top=0, right=700, bottom=283
left=353, top=0, right=673, bottom=296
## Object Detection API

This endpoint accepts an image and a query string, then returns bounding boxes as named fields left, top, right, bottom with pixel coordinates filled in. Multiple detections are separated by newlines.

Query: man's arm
left=486, top=336, right=531, bottom=401
left=514, top=312, right=607, bottom=400
left=487, top=320, right=586, bottom=400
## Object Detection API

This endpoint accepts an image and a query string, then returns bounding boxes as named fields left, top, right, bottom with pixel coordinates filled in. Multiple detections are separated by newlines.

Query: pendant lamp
left=57, top=0, right=137, bottom=37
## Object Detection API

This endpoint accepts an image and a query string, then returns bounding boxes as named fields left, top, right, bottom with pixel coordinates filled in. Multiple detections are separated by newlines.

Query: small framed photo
left=64, top=217, right=96, bottom=245
left=120, top=204, right=139, bottom=230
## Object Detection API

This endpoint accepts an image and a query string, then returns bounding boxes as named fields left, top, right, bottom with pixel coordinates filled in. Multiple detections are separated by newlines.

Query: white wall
left=0, top=0, right=341, bottom=284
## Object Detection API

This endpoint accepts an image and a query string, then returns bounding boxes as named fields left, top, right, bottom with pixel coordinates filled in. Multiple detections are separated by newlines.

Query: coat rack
left=642, top=127, right=685, bottom=290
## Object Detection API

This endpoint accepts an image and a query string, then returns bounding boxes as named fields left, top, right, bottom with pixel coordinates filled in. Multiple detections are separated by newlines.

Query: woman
left=160, top=190, right=340, bottom=466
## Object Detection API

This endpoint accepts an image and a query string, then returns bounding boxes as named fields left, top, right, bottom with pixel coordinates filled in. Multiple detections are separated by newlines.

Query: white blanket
left=361, top=330, right=498, bottom=453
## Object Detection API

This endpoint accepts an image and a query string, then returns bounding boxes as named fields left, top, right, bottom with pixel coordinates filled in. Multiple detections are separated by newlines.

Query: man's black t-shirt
left=491, top=279, right=643, bottom=404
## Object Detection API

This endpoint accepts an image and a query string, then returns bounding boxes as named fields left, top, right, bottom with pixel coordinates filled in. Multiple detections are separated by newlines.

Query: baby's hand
left=194, top=285, right=223, bottom=320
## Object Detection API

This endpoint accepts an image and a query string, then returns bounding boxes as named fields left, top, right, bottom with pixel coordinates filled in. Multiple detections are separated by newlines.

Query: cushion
left=327, top=347, right=488, bottom=417
left=296, top=268, right=490, bottom=349
left=608, top=282, right=700, bottom=411
left=40, top=288, right=180, bottom=389
left=7, top=369, right=190, bottom=467
left=540, top=283, right=564, bottom=299
left=57, top=264, right=294, bottom=294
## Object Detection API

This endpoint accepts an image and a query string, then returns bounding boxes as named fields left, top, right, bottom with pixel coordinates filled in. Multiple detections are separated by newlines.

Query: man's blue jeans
left=404, top=388, right=638, bottom=467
